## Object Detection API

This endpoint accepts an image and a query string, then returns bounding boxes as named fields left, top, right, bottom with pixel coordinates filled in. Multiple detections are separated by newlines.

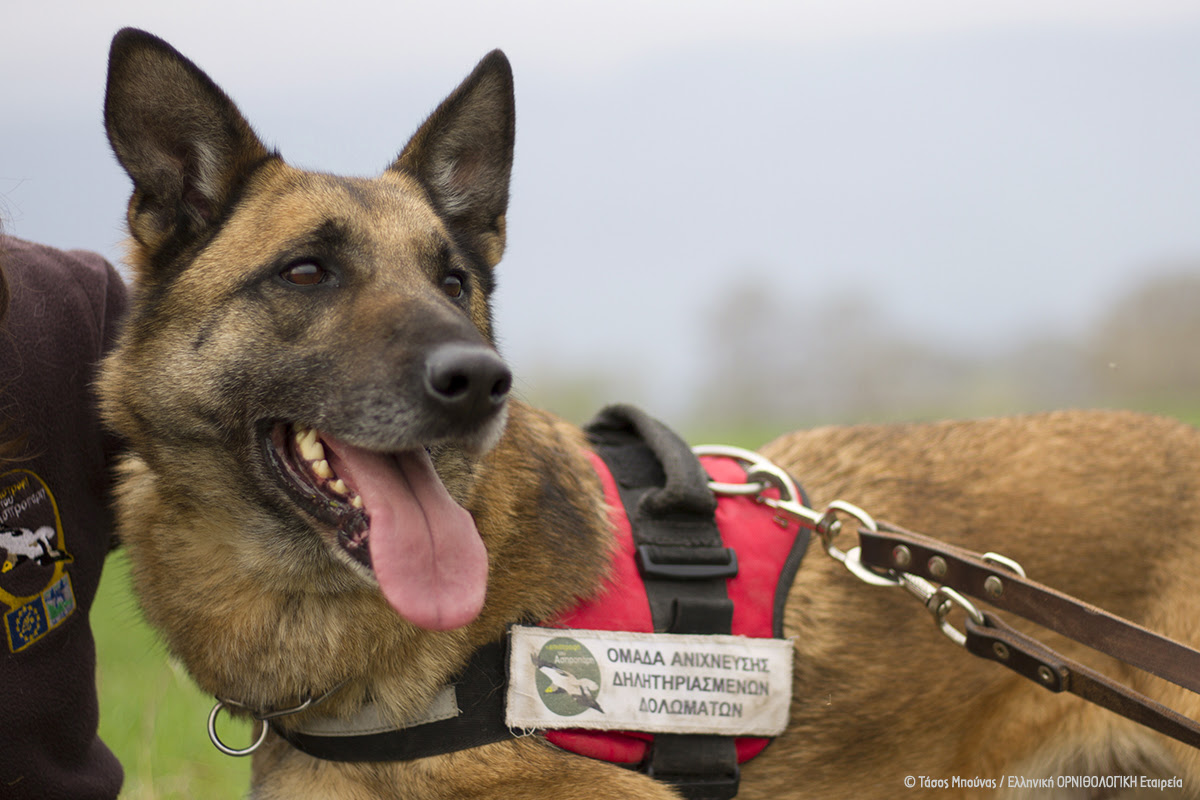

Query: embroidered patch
left=507, top=626, right=793, bottom=737
left=0, top=470, right=75, bottom=652
left=43, top=574, right=77, bottom=627
left=5, top=574, right=75, bottom=652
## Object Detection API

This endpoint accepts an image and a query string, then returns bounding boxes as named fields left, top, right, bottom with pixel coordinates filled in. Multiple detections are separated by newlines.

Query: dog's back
left=751, top=409, right=1200, bottom=796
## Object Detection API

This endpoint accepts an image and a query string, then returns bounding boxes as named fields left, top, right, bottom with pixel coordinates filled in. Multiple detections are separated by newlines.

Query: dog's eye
left=441, top=273, right=465, bottom=299
left=280, top=261, right=327, bottom=286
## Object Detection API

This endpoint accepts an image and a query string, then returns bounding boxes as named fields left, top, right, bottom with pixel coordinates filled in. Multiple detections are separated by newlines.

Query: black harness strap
left=586, top=405, right=741, bottom=800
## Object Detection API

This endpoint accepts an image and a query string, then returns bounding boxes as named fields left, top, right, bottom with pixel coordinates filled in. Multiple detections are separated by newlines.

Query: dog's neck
left=205, top=400, right=614, bottom=730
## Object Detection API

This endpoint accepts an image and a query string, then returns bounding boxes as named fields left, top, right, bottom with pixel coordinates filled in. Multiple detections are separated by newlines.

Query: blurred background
left=5, top=1, right=1200, bottom=796
left=7, top=1, right=1200, bottom=437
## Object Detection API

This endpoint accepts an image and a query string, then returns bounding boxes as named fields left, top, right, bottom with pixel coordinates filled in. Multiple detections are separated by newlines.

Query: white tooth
left=297, top=429, right=325, bottom=462
left=351, top=495, right=364, bottom=509
left=314, top=459, right=333, bottom=479
left=330, top=479, right=348, bottom=495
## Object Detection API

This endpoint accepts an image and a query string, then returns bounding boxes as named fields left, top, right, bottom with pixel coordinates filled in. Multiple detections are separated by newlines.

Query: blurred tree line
left=692, top=265, right=1200, bottom=430
left=522, top=264, right=1200, bottom=437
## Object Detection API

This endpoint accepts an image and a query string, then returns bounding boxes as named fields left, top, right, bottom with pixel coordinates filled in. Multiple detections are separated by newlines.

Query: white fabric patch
left=506, top=626, right=793, bottom=736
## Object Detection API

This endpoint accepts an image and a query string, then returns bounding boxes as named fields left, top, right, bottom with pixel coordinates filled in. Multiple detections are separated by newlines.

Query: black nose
left=424, top=343, right=512, bottom=422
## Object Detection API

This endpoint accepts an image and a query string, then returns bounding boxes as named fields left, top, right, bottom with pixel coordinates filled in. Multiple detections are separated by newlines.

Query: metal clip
left=759, top=495, right=824, bottom=528
left=926, top=586, right=985, bottom=648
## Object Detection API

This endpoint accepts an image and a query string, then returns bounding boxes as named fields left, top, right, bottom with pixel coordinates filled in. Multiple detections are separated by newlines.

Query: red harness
left=275, top=408, right=810, bottom=800
left=541, top=450, right=809, bottom=766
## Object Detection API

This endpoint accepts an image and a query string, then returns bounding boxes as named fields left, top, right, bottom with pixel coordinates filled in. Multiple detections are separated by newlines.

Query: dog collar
left=269, top=406, right=811, bottom=800
left=273, top=640, right=513, bottom=762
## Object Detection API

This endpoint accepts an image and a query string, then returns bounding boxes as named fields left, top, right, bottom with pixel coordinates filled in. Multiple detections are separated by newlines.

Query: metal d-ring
left=982, top=551, right=1027, bottom=578
left=815, top=500, right=878, bottom=560
left=206, top=681, right=347, bottom=757
left=692, top=444, right=775, bottom=496
left=841, top=546, right=904, bottom=587
left=694, top=443, right=825, bottom=528
left=207, top=699, right=270, bottom=757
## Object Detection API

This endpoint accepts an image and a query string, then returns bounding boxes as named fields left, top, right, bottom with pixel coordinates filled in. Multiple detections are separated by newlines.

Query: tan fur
left=747, top=411, right=1200, bottom=798
left=100, top=29, right=1200, bottom=799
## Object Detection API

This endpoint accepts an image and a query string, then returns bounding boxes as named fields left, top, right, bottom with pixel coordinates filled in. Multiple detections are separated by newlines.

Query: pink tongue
left=321, top=437, right=488, bottom=631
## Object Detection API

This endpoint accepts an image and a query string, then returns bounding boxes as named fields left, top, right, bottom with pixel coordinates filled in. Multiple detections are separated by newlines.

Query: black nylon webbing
left=586, top=405, right=741, bottom=800
left=273, top=640, right=513, bottom=762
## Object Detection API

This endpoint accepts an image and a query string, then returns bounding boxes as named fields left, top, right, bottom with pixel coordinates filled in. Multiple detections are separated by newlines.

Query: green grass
left=94, top=551, right=251, bottom=799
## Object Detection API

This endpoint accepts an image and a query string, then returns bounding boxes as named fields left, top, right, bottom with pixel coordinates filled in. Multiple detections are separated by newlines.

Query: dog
left=99, top=28, right=1200, bottom=798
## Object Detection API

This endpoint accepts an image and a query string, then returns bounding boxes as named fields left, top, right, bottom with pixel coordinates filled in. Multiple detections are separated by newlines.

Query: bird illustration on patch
left=532, top=653, right=604, bottom=714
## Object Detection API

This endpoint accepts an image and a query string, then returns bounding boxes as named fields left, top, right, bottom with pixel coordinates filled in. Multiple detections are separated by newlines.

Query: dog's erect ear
left=392, top=50, right=515, bottom=270
left=104, top=28, right=271, bottom=258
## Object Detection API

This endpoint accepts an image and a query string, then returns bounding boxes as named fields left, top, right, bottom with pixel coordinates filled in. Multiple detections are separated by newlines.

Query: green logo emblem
left=532, top=636, right=604, bottom=716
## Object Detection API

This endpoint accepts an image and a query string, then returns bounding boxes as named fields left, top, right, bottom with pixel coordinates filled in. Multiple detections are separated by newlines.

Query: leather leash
left=855, top=522, right=1200, bottom=748
left=749, top=476, right=1200, bottom=752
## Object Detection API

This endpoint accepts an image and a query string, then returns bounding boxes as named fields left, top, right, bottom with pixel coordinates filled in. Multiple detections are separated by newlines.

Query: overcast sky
left=5, top=1, right=1200, bottom=416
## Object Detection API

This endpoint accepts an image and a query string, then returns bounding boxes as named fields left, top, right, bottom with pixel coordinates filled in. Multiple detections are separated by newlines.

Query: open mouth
left=267, top=423, right=372, bottom=567
left=262, top=422, right=490, bottom=631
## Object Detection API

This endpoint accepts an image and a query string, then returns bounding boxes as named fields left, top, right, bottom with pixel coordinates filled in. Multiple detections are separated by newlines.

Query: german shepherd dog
left=100, top=28, right=1200, bottom=798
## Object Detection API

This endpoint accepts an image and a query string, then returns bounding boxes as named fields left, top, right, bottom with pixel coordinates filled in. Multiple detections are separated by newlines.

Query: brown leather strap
left=857, top=523, right=1200, bottom=696
left=965, top=613, right=1200, bottom=749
